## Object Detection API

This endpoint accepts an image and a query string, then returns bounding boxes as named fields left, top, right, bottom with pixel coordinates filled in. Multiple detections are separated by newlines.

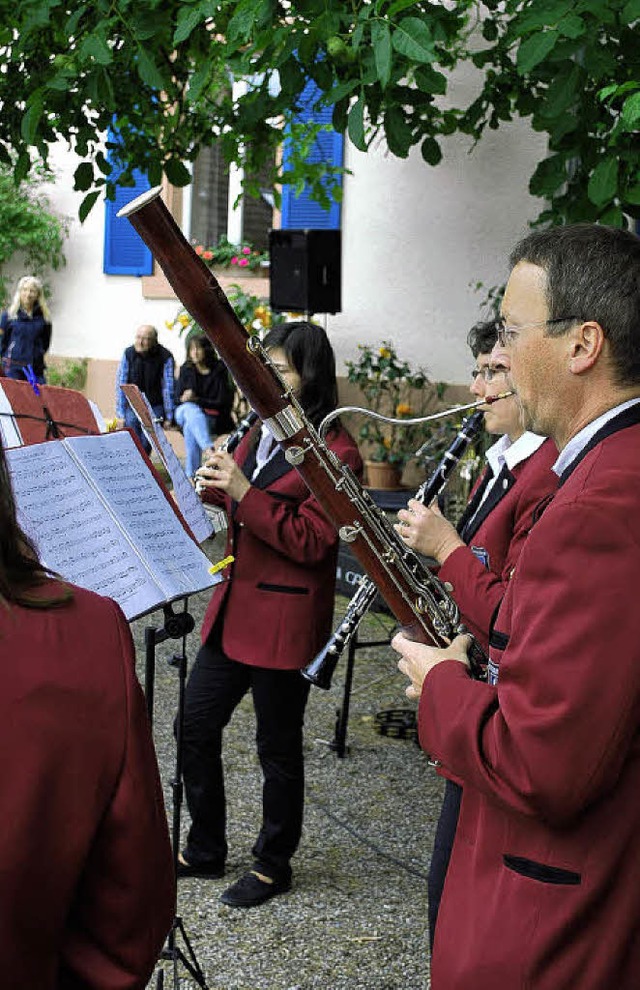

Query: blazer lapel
left=460, top=463, right=514, bottom=542
left=252, top=447, right=291, bottom=488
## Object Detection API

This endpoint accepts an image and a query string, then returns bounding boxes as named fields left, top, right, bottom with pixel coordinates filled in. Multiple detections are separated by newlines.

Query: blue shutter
left=103, top=159, right=153, bottom=276
left=281, top=79, right=343, bottom=230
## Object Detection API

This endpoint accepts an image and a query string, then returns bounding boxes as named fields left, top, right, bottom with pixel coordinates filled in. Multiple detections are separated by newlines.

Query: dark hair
left=467, top=319, right=500, bottom=358
left=509, top=224, right=640, bottom=387
left=0, top=443, right=70, bottom=608
left=262, top=321, right=338, bottom=428
left=185, top=333, right=218, bottom=369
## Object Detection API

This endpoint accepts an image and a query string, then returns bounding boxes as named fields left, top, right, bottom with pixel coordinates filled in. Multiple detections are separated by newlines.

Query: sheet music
left=66, top=432, right=218, bottom=601
left=120, top=384, right=218, bottom=543
left=7, top=441, right=162, bottom=619
left=6, top=433, right=221, bottom=620
left=0, top=384, right=23, bottom=448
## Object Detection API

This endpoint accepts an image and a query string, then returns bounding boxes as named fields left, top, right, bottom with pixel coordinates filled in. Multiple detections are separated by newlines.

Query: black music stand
left=145, top=600, right=210, bottom=990
left=330, top=488, right=411, bottom=757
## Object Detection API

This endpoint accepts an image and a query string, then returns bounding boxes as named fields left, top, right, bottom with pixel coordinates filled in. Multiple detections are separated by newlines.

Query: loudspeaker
left=269, top=229, right=341, bottom=314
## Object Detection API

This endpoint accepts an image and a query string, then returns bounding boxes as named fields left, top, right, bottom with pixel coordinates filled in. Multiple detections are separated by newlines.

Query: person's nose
left=470, top=373, right=485, bottom=399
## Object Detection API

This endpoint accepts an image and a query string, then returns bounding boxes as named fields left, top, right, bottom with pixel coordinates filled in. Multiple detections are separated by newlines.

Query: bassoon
left=118, top=188, right=495, bottom=677
left=303, top=409, right=485, bottom=688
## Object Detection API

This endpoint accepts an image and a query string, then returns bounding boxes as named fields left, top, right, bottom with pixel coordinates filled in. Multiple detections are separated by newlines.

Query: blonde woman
left=1, top=275, right=52, bottom=383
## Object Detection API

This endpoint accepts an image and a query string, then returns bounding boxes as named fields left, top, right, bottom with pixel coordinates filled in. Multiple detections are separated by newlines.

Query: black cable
left=306, top=791, right=429, bottom=881
left=0, top=410, right=97, bottom=436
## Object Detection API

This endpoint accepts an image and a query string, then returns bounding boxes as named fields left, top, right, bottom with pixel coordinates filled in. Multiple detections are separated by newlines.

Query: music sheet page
left=7, top=432, right=220, bottom=619
left=7, top=440, right=163, bottom=619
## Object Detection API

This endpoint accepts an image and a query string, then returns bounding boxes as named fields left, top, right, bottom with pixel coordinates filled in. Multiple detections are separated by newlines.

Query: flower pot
left=365, top=460, right=403, bottom=490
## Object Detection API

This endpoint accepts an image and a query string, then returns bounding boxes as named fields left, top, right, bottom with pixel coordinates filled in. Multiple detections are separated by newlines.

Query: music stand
left=145, top=600, right=210, bottom=990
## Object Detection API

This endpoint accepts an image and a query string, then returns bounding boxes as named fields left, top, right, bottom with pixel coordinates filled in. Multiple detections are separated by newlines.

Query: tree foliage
left=0, top=164, right=69, bottom=303
left=1, top=0, right=638, bottom=227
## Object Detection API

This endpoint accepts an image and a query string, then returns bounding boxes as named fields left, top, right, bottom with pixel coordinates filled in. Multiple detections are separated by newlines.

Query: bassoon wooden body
left=118, top=187, right=485, bottom=669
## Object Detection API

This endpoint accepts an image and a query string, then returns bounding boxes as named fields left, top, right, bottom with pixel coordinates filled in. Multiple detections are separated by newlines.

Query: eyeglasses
left=470, top=364, right=509, bottom=383
left=497, top=316, right=580, bottom=347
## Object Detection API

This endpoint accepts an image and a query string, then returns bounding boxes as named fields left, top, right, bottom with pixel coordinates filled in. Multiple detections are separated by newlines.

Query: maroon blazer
left=0, top=582, right=174, bottom=989
left=201, top=424, right=362, bottom=668
left=439, top=437, right=558, bottom=650
left=419, top=412, right=640, bottom=989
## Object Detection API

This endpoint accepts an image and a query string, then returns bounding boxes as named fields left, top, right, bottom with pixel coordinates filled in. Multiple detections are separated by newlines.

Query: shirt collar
left=485, top=431, right=546, bottom=477
left=553, top=398, right=640, bottom=477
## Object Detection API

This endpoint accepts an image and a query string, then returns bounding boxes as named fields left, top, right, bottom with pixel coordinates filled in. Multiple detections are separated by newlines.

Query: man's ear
left=568, top=321, right=604, bottom=375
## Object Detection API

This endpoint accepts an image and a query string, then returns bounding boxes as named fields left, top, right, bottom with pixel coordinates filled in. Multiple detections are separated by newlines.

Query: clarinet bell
left=301, top=643, right=341, bottom=689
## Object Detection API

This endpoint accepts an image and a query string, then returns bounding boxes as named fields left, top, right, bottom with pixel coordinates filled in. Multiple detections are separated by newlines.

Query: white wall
left=326, top=74, right=547, bottom=383
left=33, top=67, right=547, bottom=386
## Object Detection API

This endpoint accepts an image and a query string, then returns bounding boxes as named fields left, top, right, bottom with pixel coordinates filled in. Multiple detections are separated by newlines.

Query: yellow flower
left=106, top=417, right=119, bottom=433
left=382, top=436, right=392, bottom=449
left=396, top=402, right=413, bottom=417
left=379, top=346, right=392, bottom=359
left=179, top=313, right=190, bottom=327
left=165, top=319, right=174, bottom=330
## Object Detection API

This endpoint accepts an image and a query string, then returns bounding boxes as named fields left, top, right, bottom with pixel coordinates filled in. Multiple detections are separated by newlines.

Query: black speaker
left=269, top=229, right=341, bottom=314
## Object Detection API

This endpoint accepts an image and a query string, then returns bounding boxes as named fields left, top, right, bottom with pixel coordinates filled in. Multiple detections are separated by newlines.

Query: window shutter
left=281, top=79, right=343, bottom=230
left=103, top=164, right=154, bottom=276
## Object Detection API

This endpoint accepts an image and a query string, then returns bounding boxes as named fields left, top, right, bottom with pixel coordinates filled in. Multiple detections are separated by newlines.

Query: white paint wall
left=29, top=68, right=547, bottom=386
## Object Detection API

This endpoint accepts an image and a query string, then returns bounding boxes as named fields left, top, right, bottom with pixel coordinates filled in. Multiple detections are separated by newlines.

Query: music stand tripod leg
left=145, top=600, right=210, bottom=990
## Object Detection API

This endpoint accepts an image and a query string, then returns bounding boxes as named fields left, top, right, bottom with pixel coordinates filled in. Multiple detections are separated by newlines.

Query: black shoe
left=177, top=853, right=225, bottom=880
left=219, top=870, right=291, bottom=908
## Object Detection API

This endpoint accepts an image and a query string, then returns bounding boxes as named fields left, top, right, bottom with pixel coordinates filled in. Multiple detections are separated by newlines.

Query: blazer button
left=443, top=581, right=454, bottom=593
left=503, top=478, right=509, bottom=489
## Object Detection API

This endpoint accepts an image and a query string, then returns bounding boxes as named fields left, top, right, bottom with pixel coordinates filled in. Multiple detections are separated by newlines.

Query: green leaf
left=598, top=204, right=624, bottom=227
left=73, top=161, right=94, bottom=192
left=623, top=183, right=640, bottom=205
left=371, top=22, right=392, bottom=89
left=557, top=13, right=585, bottom=38
left=174, top=6, right=204, bottom=45
left=347, top=95, right=367, bottom=152
left=587, top=158, right=618, bottom=206
left=516, top=31, right=559, bottom=75
left=79, top=189, right=101, bottom=224
left=621, top=91, right=640, bottom=130
left=385, top=0, right=421, bottom=15
left=621, top=0, right=640, bottom=25
left=187, top=62, right=213, bottom=103
left=227, top=0, right=262, bottom=44
left=136, top=50, right=166, bottom=91
left=538, top=64, right=581, bottom=119
left=164, top=159, right=192, bottom=187
left=420, top=135, right=441, bottom=166
left=79, top=33, right=113, bottom=66
left=392, top=17, right=435, bottom=64
left=529, top=154, right=567, bottom=197
left=20, top=101, right=42, bottom=145
left=383, top=106, right=413, bottom=157
left=414, top=64, right=447, bottom=95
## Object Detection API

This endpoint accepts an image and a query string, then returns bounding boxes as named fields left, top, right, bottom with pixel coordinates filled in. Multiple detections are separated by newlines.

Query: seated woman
left=175, top=334, right=235, bottom=478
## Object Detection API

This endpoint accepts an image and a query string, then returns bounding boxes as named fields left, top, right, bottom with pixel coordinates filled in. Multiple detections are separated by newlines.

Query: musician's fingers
left=405, top=684, right=420, bottom=701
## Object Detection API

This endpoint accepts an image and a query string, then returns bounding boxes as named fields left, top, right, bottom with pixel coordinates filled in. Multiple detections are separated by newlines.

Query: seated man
left=115, top=324, right=175, bottom=453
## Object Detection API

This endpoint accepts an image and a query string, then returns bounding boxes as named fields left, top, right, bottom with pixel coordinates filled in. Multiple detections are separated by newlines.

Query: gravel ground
left=134, top=536, right=443, bottom=990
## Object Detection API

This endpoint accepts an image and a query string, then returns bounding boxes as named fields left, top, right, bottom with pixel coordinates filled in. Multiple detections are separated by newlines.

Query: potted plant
left=345, top=341, right=446, bottom=489
left=193, top=235, right=269, bottom=274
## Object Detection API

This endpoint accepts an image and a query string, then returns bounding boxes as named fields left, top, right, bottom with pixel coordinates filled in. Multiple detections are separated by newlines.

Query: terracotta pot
left=365, top=459, right=403, bottom=490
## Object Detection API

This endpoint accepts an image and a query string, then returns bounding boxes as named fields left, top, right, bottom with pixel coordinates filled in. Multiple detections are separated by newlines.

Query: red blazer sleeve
left=60, top=602, right=175, bottom=986
left=419, top=479, right=640, bottom=828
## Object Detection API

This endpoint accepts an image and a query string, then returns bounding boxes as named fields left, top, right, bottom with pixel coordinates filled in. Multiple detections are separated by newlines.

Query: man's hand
left=394, top=498, right=464, bottom=564
left=392, top=631, right=471, bottom=700
left=196, top=450, right=251, bottom=503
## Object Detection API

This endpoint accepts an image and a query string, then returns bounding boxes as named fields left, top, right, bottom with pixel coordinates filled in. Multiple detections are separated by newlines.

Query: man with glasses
left=393, top=223, right=640, bottom=990
left=395, top=318, right=557, bottom=947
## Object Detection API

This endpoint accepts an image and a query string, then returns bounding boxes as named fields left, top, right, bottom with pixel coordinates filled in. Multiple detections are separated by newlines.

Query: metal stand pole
left=144, top=600, right=210, bottom=990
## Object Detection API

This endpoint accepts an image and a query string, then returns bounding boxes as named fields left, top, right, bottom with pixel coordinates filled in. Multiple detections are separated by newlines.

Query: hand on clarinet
left=392, top=631, right=471, bottom=700
left=394, top=498, right=464, bottom=564
left=196, top=449, right=251, bottom=503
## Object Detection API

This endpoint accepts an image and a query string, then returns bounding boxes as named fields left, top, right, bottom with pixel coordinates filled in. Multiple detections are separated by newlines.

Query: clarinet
left=118, top=188, right=488, bottom=679
left=303, top=410, right=485, bottom=688
left=221, top=409, right=259, bottom=453
left=195, top=410, right=259, bottom=494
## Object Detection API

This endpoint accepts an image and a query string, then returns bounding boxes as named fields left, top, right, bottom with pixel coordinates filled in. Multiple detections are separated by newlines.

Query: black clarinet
left=221, top=409, right=259, bottom=453
left=302, top=410, right=486, bottom=688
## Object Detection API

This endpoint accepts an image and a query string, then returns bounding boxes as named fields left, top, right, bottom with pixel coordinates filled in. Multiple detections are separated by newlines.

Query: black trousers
left=181, top=631, right=310, bottom=884
left=427, top=778, right=462, bottom=949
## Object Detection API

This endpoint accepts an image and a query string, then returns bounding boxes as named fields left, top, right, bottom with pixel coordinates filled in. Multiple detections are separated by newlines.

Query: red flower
left=195, top=245, right=204, bottom=256
left=202, top=250, right=214, bottom=261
